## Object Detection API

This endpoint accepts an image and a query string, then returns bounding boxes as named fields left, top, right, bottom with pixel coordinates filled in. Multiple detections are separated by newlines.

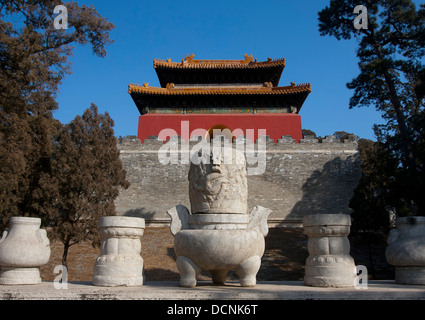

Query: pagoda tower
left=129, top=54, right=311, bottom=142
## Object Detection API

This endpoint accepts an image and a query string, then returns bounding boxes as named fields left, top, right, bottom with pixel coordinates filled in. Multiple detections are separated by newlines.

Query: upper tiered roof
left=153, top=54, right=286, bottom=87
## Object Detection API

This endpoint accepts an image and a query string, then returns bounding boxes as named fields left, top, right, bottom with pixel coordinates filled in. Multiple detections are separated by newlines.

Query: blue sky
left=54, top=0, right=402, bottom=141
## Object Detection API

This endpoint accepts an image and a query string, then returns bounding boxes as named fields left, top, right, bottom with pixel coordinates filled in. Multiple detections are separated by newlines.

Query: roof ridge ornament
left=244, top=53, right=254, bottom=63
left=184, top=53, right=195, bottom=63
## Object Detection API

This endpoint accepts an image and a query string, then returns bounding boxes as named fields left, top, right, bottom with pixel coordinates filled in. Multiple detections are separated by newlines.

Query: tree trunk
left=62, top=239, right=70, bottom=281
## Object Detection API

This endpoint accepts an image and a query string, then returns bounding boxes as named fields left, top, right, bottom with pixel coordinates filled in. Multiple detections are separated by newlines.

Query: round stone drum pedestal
left=386, top=216, right=425, bottom=285
left=0, top=217, right=51, bottom=285
left=92, top=216, right=145, bottom=287
left=303, top=214, right=356, bottom=287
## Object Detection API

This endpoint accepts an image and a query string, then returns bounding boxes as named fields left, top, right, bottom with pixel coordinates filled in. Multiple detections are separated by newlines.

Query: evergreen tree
left=302, top=129, right=317, bottom=138
left=333, top=131, right=355, bottom=141
left=51, top=104, right=129, bottom=269
left=350, top=138, right=399, bottom=232
left=0, top=1, right=114, bottom=230
left=318, top=0, right=425, bottom=216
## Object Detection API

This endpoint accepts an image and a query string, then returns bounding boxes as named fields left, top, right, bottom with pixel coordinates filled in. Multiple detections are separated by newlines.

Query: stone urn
left=92, top=216, right=145, bottom=287
left=303, top=214, right=356, bottom=287
left=167, top=145, right=271, bottom=288
left=386, top=216, right=425, bottom=285
left=0, top=217, right=51, bottom=285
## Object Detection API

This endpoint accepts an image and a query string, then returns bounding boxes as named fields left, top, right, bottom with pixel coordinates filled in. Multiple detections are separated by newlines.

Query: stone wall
left=114, top=135, right=361, bottom=227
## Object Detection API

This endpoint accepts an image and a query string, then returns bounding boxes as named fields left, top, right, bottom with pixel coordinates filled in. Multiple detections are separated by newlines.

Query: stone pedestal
left=386, top=216, right=425, bottom=285
left=92, top=216, right=145, bottom=287
left=0, top=217, right=51, bottom=285
left=303, top=214, right=356, bottom=287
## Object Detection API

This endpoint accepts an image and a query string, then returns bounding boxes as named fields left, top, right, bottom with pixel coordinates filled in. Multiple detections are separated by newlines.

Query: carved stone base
left=174, top=229, right=265, bottom=287
left=386, top=217, right=425, bottom=286
left=0, top=267, right=41, bottom=285
left=395, top=267, right=425, bottom=285
left=0, top=217, right=50, bottom=285
left=303, top=214, right=356, bottom=287
left=92, top=256, right=144, bottom=287
left=304, top=255, right=356, bottom=287
left=92, top=216, right=145, bottom=287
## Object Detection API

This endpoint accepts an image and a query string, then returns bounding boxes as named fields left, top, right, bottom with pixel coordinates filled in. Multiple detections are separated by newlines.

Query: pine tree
left=318, top=0, right=425, bottom=216
left=350, top=138, right=399, bottom=232
left=0, top=1, right=114, bottom=230
left=51, top=104, right=129, bottom=269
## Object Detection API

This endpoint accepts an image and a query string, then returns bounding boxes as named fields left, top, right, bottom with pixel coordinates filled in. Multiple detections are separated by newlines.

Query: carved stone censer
left=167, top=145, right=271, bottom=287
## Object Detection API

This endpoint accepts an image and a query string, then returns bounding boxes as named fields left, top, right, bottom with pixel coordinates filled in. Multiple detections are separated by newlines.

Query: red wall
left=137, top=113, right=302, bottom=143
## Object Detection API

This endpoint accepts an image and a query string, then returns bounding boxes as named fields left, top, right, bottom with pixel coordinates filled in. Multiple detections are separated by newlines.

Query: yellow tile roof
left=153, top=54, right=286, bottom=70
left=128, top=82, right=311, bottom=95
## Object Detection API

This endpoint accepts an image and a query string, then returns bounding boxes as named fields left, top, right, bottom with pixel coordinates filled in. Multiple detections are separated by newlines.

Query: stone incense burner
left=167, top=145, right=271, bottom=287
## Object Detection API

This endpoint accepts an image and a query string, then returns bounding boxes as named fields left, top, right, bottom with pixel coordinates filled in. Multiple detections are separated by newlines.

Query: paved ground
left=0, top=280, right=424, bottom=300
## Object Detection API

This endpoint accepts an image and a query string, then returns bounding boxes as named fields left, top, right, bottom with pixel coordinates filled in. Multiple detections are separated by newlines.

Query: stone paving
left=0, top=280, right=424, bottom=300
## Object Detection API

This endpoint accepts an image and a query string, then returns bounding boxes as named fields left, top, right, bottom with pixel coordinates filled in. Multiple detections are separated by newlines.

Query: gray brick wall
left=114, top=135, right=361, bottom=227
